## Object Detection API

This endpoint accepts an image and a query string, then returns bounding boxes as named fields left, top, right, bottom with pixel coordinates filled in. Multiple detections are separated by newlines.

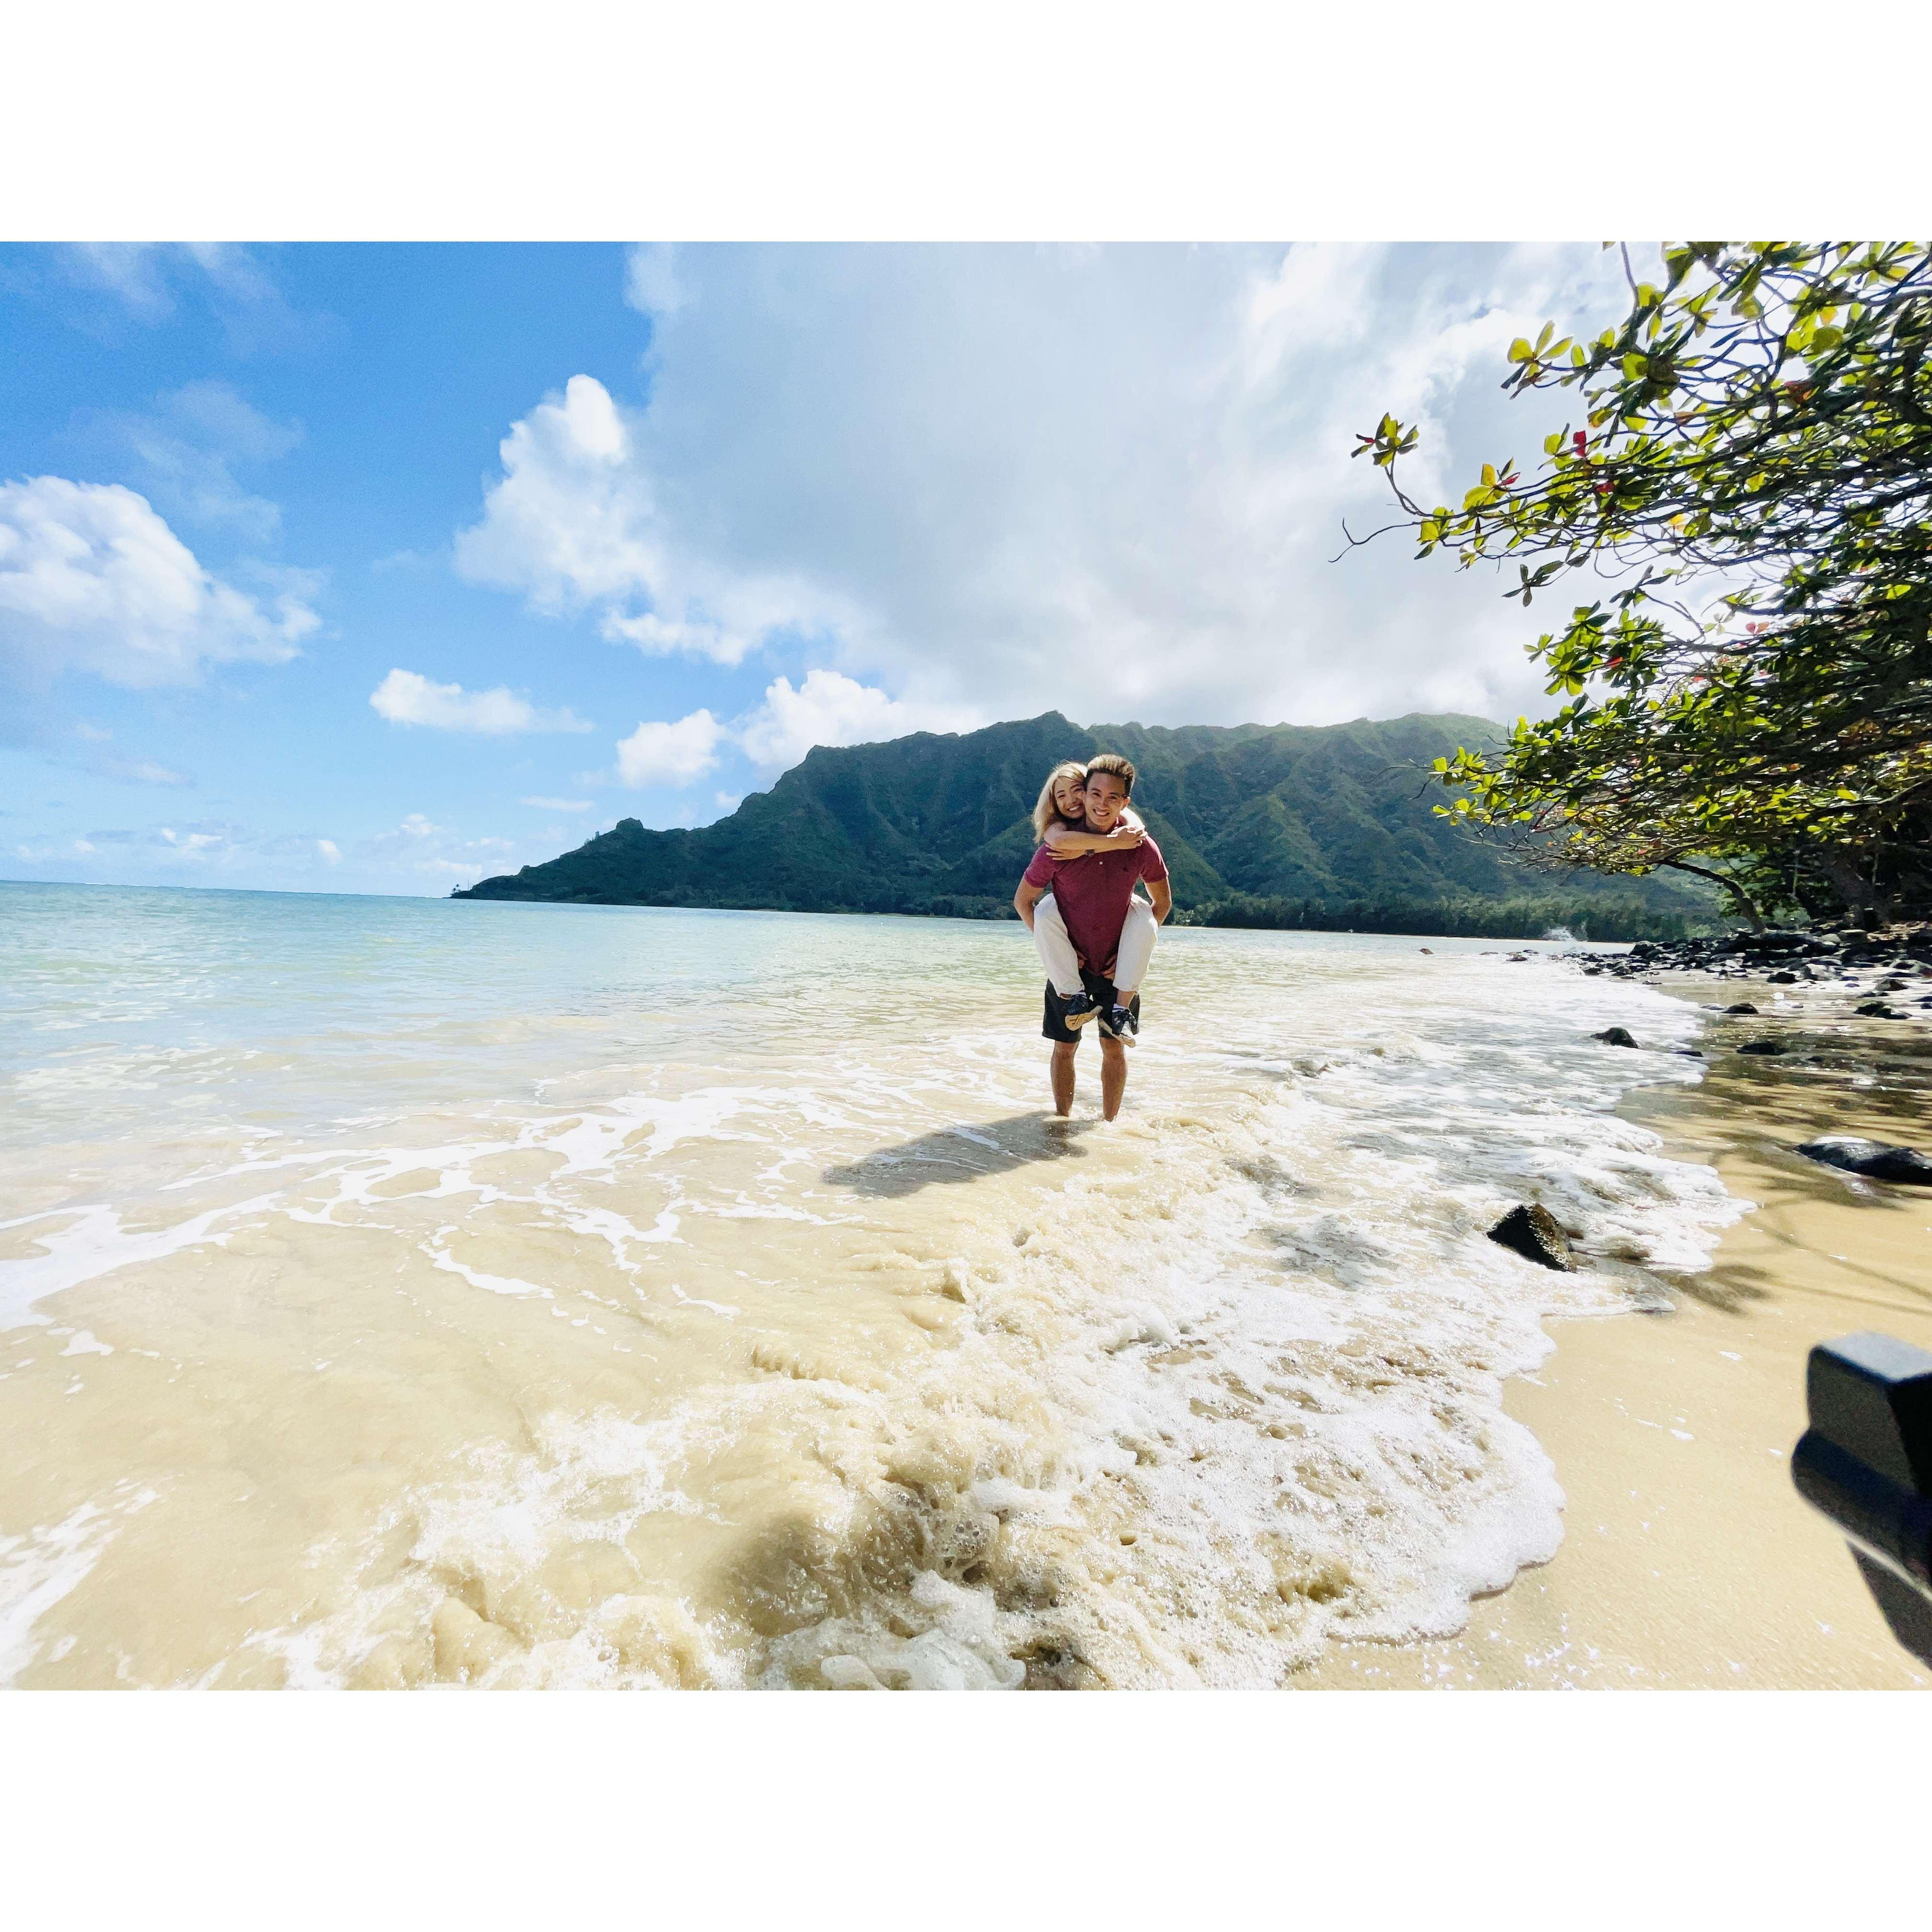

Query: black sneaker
left=1104, top=1002, right=1138, bottom=1043
left=1060, top=990, right=1101, bottom=1028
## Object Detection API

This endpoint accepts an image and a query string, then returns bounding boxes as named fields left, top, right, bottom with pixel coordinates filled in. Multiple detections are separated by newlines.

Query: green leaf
left=1349, top=240, right=1932, bottom=917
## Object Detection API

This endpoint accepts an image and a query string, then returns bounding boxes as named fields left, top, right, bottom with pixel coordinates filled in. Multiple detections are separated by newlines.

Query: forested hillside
left=455, top=711, right=1712, bottom=936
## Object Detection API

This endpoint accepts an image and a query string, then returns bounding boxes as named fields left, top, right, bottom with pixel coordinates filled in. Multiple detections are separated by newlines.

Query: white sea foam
left=421, top=1232, right=552, bottom=1299
left=246, top=960, right=1743, bottom=1690
left=0, top=1196, right=283, bottom=1330
left=0, top=1486, right=158, bottom=1686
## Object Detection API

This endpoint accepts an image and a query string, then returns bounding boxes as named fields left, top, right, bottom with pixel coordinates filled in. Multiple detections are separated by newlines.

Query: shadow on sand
left=1640, top=1033, right=1932, bottom=1321
left=823, top=1114, right=1095, bottom=1199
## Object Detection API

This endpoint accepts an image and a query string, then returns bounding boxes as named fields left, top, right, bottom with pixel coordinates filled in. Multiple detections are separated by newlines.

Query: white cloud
left=736, top=669, right=970, bottom=770
left=157, top=826, right=225, bottom=853
left=6, top=809, right=531, bottom=898
left=604, top=670, right=972, bottom=796
left=349, top=814, right=523, bottom=885
left=368, top=668, right=591, bottom=735
left=0, top=476, right=319, bottom=692
left=520, top=796, right=592, bottom=811
left=615, top=709, right=725, bottom=787
left=65, top=244, right=176, bottom=319
left=448, top=245, right=1654, bottom=774
left=76, top=380, right=302, bottom=541
left=59, top=245, right=334, bottom=356
left=69, top=243, right=276, bottom=317
left=520, top=243, right=1638, bottom=732
left=93, top=753, right=190, bottom=788
left=24, top=820, right=256, bottom=874
left=175, top=243, right=281, bottom=307
left=453, top=375, right=650, bottom=610
left=625, top=244, right=690, bottom=317
left=453, top=373, right=854, bottom=668
left=598, top=609, right=748, bottom=664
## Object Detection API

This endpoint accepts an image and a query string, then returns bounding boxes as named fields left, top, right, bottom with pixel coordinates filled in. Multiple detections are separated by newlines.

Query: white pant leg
left=1112, top=897, right=1159, bottom=994
left=1031, top=892, right=1085, bottom=997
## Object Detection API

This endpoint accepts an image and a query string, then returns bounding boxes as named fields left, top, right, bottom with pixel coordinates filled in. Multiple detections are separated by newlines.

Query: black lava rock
left=1725, top=1002, right=1759, bottom=1015
left=1487, top=1204, right=1577, bottom=1271
left=1595, top=1026, right=1640, bottom=1048
left=1559, top=923, right=1932, bottom=986
left=1855, top=1001, right=1904, bottom=1019
left=1737, top=1039, right=1788, bottom=1056
left=1767, top=970, right=1799, bottom=984
left=1795, top=1138, right=1932, bottom=1186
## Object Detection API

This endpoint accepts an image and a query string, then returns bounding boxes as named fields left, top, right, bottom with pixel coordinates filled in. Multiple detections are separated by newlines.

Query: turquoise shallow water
left=0, top=882, right=1744, bottom=1688
left=1, top=884, right=872, bottom=1143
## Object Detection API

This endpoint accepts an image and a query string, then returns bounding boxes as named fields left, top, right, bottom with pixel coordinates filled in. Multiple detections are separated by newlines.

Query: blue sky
left=1, top=241, right=1633, bottom=896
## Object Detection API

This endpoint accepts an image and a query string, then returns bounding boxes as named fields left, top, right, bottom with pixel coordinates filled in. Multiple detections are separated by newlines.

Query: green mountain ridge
left=456, top=711, right=1709, bottom=936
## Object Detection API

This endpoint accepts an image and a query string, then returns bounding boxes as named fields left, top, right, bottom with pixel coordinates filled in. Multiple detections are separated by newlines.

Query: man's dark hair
left=1084, top=753, right=1136, bottom=797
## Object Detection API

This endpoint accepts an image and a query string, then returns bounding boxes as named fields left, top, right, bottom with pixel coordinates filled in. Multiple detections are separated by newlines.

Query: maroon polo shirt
left=1022, top=835, right=1167, bottom=980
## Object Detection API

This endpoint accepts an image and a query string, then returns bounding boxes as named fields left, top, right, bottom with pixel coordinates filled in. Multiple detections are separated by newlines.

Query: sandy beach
left=1304, top=963, right=1932, bottom=1690
left=2, top=900, right=1754, bottom=1690
left=7, top=894, right=1927, bottom=1690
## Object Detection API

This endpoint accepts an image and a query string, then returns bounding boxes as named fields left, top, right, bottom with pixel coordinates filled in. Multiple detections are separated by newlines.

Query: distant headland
left=453, top=711, right=1710, bottom=941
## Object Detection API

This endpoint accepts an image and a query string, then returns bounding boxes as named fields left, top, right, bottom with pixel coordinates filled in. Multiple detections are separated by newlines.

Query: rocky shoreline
left=1483, top=921, right=1932, bottom=1271
left=1582, top=921, right=1932, bottom=1189
left=1335, top=924, right=1932, bottom=1686
left=1570, top=920, right=1932, bottom=1016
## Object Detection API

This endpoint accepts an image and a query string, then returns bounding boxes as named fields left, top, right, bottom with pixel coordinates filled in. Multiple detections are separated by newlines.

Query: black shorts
left=1042, top=968, right=1141, bottom=1045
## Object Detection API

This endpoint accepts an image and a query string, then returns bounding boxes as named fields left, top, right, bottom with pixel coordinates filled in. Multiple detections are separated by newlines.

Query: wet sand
left=1303, top=971, right=1932, bottom=1690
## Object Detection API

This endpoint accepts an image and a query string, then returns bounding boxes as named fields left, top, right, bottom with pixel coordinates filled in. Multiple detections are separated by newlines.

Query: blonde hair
left=1031, top=760, right=1089, bottom=842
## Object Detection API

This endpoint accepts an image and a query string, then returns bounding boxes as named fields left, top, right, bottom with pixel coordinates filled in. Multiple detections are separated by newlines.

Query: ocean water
left=0, top=881, right=1745, bottom=1689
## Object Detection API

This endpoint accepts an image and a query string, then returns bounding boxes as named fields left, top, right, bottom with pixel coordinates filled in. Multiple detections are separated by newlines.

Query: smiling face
left=1053, top=769, right=1089, bottom=821
left=1083, top=771, right=1130, bottom=831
